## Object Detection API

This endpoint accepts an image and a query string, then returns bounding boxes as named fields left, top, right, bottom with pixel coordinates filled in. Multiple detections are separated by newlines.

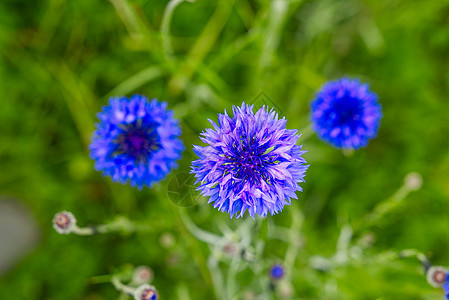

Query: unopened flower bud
left=404, top=172, right=423, bottom=191
left=52, top=211, right=76, bottom=234
left=134, top=284, right=158, bottom=300
left=426, top=266, right=448, bottom=287
left=132, top=266, right=153, bottom=285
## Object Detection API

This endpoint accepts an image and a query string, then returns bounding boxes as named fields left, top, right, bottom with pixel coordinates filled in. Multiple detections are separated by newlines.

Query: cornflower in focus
left=191, top=102, right=308, bottom=219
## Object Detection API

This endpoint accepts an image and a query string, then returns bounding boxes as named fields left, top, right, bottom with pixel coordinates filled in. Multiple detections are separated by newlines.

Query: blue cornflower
left=444, top=272, right=449, bottom=299
left=89, top=95, right=184, bottom=190
left=311, top=78, right=382, bottom=149
left=270, top=264, right=285, bottom=280
left=134, top=284, right=158, bottom=300
left=191, top=103, right=308, bottom=219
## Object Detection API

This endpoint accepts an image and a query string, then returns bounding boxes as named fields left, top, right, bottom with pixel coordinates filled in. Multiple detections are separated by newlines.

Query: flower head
left=191, top=103, right=308, bottom=219
left=53, top=211, right=77, bottom=234
left=311, top=78, right=382, bottom=149
left=89, top=95, right=184, bottom=189
left=134, top=284, right=158, bottom=300
left=270, top=264, right=285, bottom=280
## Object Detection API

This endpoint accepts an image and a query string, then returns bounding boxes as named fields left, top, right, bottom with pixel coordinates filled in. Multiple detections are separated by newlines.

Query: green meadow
left=1, top=0, right=449, bottom=299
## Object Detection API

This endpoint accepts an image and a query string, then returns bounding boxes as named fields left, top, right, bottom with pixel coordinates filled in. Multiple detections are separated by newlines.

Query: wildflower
left=269, top=264, right=285, bottom=280
left=134, top=284, right=158, bottom=300
left=89, top=95, right=184, bottom=189
left=311, top=78, right=382, bottom=149
left=444, top=272, right=449, bottom=300
left=52, top=211, right=77, bottom=234
left=191, top=102, right=308, bottom=219
left=444, top=278, right=449, bottom=300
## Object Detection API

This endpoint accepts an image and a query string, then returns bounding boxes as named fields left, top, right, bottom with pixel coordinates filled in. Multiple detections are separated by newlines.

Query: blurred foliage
left=1, top=0, right=449, bottom=299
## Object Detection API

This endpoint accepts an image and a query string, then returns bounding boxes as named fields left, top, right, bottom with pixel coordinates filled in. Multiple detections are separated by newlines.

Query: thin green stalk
left=226, top=255, right=241, bottom=299
left=105, top=66, right=167, bottom=99
left=161, top=0, right=195, bottom=60
left=362, top=185, right=411, bottom=229
left=108, top=0, right=147, bottom=37
left=299, top=124, right=313, bottom=143
left=258, top=0, right=290, bottom=71
left=112, top=275, right=135, bottom=295
left=398, top=249, right=430, bottom=267
left=168, top=0, right=235, bottom=94
left=284, top=209, right=303, bottom=279
left=48, top=62, right=96, bottom=147
left=207, top=254, right=225, bottom=300
left=179, top=209, right=222, bottom=244
left=176, top=208, right=214, bottom=291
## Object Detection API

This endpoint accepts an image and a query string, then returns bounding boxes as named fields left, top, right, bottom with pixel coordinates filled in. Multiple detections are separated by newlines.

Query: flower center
left=333, top=96, right=362, bottom=124
left=433, top=270, right=447, bottom=284
left=55, top=214, right=70, bottom=228
left=115, top=125, right=160, bottom=161
left=129, top=134, right=145, bottom=149
left=225, top=142, right=273, bottom=186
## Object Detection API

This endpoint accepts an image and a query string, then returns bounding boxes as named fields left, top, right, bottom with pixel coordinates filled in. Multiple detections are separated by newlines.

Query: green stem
left=161, top=0, right=195, bottom=60
left=362, top=185, right=410, bottom=229
left=111, top=275, right=135, bottom=295
left=89, top=274, right=114, bottom=284
left=72, top=216, right=152, bottom=236
left=299, top=124, right=313, bottom=143
left=105, top=66, right=167, bottom=98
left=398, top=249, right=430, bottom=267
left=284, top=209, right=303, bottom=279
left=179, top=209, right=222, bottom=244
left=168, top=0, right=234, bottom=94
left=207, top=254, right=225, bottom=300
left=226, top=256, right=241, bottom=299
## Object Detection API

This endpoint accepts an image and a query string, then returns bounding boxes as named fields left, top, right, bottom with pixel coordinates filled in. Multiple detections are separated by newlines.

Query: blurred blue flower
left=311, top=78, right=382, bottom=149
left=270, top=264, right=285, bottom=280
left=134, top=284, right=158, bottom=300
left=444, top=272, right=449, bottom=299
left=89, top=95, right=184, bottom=189
left=191, top=103, right=308, bottom=219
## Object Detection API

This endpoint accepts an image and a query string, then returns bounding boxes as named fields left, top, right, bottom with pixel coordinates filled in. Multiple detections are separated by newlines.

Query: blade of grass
left=104, top=66, right=167, bottom=99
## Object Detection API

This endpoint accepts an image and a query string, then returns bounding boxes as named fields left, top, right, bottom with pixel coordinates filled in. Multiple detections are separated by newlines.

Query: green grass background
left=1, top=0, right=449, bottom=299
